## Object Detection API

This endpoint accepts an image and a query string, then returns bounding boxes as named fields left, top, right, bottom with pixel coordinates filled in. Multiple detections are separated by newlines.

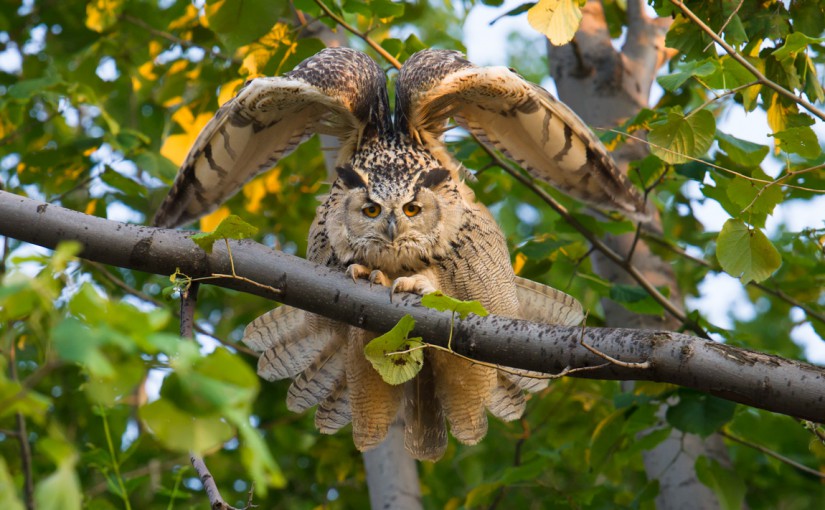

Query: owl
left=153, top=48, right=645, bottom=460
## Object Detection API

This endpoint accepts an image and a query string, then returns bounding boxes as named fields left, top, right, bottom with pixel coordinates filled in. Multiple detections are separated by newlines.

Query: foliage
left=0, top=0, right=823, bottom=509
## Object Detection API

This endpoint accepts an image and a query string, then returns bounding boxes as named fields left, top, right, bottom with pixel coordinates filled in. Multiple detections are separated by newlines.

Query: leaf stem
left=100, top=405, right=133, bottom=510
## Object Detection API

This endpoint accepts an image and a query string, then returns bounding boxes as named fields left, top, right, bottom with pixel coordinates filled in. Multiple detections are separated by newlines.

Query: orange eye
left=403, top=203, right=421, bottom=217
left=362, top=203, right=381, bottom=218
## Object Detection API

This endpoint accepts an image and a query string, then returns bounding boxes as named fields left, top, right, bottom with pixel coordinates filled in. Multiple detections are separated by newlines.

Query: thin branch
left=684, top=81, right=760, bottom=119
left=720, top=430, right=825, bottom=479
left=8, top=343, right=34, bottom=510
left=190, top=454, right=244, bottom=510
left=670, top=0, right=825, bottom=124
left=604, top=129, right=824, bottom=194
left=473, top=137, right=709, bottom=338
left=313, top=0, right=402, bottom=70
left=702, top=0, right=744, bottom=53
left=640, top=233, right=825, bottom=326
left=99, top=405, right=133, bottom=510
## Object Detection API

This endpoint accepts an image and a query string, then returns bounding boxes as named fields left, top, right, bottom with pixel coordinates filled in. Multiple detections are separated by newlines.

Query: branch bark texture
left=1, top=190, right=823, bottom=422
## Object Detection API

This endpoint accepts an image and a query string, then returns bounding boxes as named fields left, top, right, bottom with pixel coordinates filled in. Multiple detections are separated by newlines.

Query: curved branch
left=1, top=190, right=823, bottom=422
left=313, top=0, right=402, bottom=70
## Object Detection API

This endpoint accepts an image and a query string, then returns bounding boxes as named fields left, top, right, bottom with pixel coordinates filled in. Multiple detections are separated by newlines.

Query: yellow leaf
left=200, top=206, right=231, bottom=233
left=160, top=107, right=213, bottom=166
left=513, top=252, right=527, bottom=276
left=84, top=200, right=97, bottom=216
left=264, top=168, right=282, bottom=193
left=218, top=79, right=244, bottom=107
left=527, top=0, right=583, bottom=46
left=242, top=180, right=267, bottom=214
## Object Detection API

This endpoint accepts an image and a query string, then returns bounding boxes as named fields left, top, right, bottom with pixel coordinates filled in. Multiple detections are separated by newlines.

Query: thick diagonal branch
left=1, top=190, right=823, bottom=422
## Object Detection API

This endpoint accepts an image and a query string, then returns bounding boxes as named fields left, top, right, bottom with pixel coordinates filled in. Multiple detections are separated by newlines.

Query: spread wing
left=152, top=48, right=391, bottom=228
left=395, top=49, right=647, bottom=220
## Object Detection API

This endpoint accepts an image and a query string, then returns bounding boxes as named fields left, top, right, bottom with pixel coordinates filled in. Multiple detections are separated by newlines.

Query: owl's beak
left=386, top=213, right=398, bottom=242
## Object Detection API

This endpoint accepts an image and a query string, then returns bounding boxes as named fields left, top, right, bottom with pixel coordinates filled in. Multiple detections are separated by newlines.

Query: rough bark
left=547, top=1, right=728, bottom=507
left=2, top=190, right=823, bottom=423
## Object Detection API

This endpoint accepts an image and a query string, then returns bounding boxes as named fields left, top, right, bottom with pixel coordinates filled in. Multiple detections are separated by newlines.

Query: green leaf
left=235, top=416, right=286, bottom=491
left=609, top=284, right=669, bottom=316
left=34, top=462, right=82, bottom=510
left=695, top=456, right=746, bottom=510
left=665, top=390, right=736, bottom=437
left=0, top=458, right=25, bottom=510
left=726, top=176, right=783, bottom=216
left=527, top=0, right=583, bottom=46
left=772, top=32, right=825, bottom=62
left=716, top=131, right=769, bottom=167
left=649, top=108, right=716, bottom=164
left=139, top=398, right=234, bottom=454
left=420, top=291, right=489, bottom=319
left=704, top=56, right=755, bottom=90
left=191, top=214, right=259, bottom=253
left=771, top=126, right=822, bottom=159
left=657, top=60, right=718, bottom=92
left=588, top=409, right=626, bottom=470
left=364, top=315, right=425, bottom=385
left=716, top=219, right=782, bottom=284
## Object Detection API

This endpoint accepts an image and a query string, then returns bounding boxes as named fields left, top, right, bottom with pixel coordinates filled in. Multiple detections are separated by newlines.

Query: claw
left=346, top=263, right=371, bottom=283
left=369, top=270, right=392, bottom=287
left=391, top=275, right=438, bottom=297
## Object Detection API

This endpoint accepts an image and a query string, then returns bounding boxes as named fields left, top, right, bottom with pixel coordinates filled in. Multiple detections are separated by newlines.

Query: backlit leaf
left=695, top=456, right=746, bottom=510
left=191, top=214, right=259, bottom=253
left=140, top=398, right=234, bottom=454
left=364, top=315, right=425, bottom=385
left=649, top=108, right=715, bottom=164
left=421, top=291, right=489, bottom=319
left=716, top=219, right=782, bottom=283
left=527, top=0, right=583, bottom=46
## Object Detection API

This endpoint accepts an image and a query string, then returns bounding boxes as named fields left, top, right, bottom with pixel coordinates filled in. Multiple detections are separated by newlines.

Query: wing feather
left=396, top=49, right=647, bottom=219
left=153, top=48, right=390, bottom=228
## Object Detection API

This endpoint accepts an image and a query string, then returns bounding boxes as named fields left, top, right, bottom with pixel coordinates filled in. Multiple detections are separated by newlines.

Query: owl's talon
left=346, top=264, right=372, bottom=283
left=391, top=275, right=438, bottom=297
left=369, top=270, right=392, bottom=287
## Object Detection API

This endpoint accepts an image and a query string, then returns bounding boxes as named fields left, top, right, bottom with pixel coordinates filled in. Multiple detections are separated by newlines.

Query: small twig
left=603, top=129, right=824, bottom=194
left=802, top=421, right=825, bottom=446
left=670, top=0, right=825, bottom=124
left=578, top=315, right=651, bottom=369
left=8, top=343, right=34, bottom=510
left=702, top=0, right=744, bottom=53
left=312, top=0, right=402, bottom=70
left=685, top=81, right=759, bottom=119
left=625, top=222, right=644, bottom=264
left=640, top=233, right=825, bottom=327
left=190, top=454, right=244, bottom=510
left=720, top=430, right=825, bottom=479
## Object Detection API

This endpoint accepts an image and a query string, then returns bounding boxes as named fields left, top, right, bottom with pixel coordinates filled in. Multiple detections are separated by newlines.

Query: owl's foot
left=346, top=264, right=393, bottom=287
left=391, top=274, right=437, bottom=296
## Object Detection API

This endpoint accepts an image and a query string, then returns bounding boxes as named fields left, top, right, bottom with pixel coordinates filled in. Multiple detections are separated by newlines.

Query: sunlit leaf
left=716, top=131, right=769, bottom=167
left=34, top=461, right=81, bottom=510
left=364, top=315, right=425, bottom=385
left=716, top=219, right=782, bottom=284
left=85, top=0, right=124, bottom=33
left=527, top=0, right=583, bottom=46
left=420, top=291, right=489, bottom=319
left=771, top=126, right=822, bottom=159
left=204, top=0, right=285, bottom=52
left=0, top=458, right=25, bottom=510
left=191, top=214, right=259, bottom=253
left=648, top=108, right=715, bottom=164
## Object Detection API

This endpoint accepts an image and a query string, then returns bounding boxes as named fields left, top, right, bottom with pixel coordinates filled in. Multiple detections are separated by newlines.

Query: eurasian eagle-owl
left=153, top=48, right=646, bottom=460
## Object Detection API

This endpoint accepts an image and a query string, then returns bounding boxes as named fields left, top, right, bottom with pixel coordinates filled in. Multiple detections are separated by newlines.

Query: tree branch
left=670, top=0, right=825, bottom=123
left=1, top=191, right=823, bottom=422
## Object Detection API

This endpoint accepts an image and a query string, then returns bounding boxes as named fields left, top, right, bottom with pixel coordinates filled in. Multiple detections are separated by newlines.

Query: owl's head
left=329, top=145, right=464, bottom=274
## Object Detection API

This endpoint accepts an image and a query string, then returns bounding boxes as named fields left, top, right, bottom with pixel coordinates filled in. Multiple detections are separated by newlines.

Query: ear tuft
left=336, top=165, right=368, bottom=189
left=417, top=168, right=451, bottom=189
